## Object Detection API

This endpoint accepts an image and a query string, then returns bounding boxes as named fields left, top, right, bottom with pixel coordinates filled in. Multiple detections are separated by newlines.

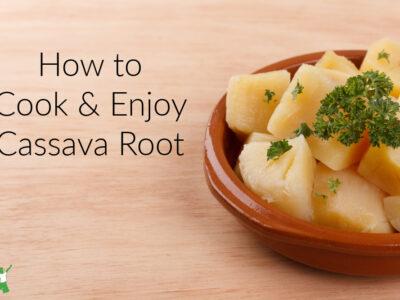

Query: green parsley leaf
left=264, top=89, right=276, bottom=103
left=315, top=193, right=328, bottom=204
left=327, top=178, right=341, bottom=193
left=313, top=70, right=400, bottom=148
left=291, top=80, right=304, bottom=100
left=267, top=139, right=292, bottom=161
left=294, top=122, right=314, bottom=138
left=378, top=49, right=390, bottom=62
left=266, top=70, right=400, bottom=163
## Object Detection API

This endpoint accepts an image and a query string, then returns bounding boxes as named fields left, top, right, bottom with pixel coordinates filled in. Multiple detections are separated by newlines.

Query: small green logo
left=0, top=265, right=12, bottom=294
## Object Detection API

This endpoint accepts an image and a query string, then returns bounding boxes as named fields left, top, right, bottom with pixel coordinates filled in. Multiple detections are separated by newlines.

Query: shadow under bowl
left=204, top=50, right=400, bottom=276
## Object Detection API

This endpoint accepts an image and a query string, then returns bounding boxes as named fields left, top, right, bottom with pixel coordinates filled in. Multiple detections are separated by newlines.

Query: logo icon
left=0, top=265, right=12, bottom=294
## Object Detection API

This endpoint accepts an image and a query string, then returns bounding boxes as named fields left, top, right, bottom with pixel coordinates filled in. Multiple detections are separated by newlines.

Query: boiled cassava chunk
left=245, top=132, right=277, bottom=144
left=267, top=65, right=349, bottom=138
left=267, top=64, right=366, bottom=170
left=226, top=70, right=290, bottom=138
left=238, top=135, right=316, bottom=221
left=315, top=50, right=359, bottom=75
left=358, top=145, right=400, bottom=195
left=383, top=196, right=400, bottom=232
left=307, top=135, right=369, bottom=171
left=234, top=132, right=277, bottom=180
left=360, top=38, right=400, bottom=98
left=313, top=163, right=392, bottom=233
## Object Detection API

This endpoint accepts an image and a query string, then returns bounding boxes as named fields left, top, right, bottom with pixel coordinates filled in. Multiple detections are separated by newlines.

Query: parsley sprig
left=327, top=178, right=341, bottom=193
left=294, top=122, right=313, bottom=138
left=315, top=193, right=328, bottom=204
left=264, top=89, right=276, bottom=103
left=267, top=70, right=400, bottom=160
left=267, top=139, right=292, bottom=161
left=291, top=80, right=304, bottom=100
left=267, top=123, right=312, bottom=161
left=314, top=70, right=400, bottom=148
left=377, top=49, right=390, bottom=62
left=315, top=178, right=340, bottom=204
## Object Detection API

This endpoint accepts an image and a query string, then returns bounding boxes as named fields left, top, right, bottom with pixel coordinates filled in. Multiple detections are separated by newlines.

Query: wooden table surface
left=1, top=0, right=400, bottom=298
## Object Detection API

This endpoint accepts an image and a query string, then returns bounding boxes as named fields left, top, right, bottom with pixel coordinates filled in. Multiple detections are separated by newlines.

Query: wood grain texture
left=1, top=0, right=400, bottom=298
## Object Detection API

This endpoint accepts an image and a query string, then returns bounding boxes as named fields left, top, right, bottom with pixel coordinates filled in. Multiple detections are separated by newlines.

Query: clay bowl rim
left=204, top=49, right=400, bottom=257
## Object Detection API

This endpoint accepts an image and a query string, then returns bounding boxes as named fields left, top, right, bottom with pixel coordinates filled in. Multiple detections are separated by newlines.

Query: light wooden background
left=1, top=0, right=400, bottom=299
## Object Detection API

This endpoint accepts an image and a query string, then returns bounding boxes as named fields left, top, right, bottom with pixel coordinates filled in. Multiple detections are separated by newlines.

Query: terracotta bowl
left=204, top=50, right=400, bottom=276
